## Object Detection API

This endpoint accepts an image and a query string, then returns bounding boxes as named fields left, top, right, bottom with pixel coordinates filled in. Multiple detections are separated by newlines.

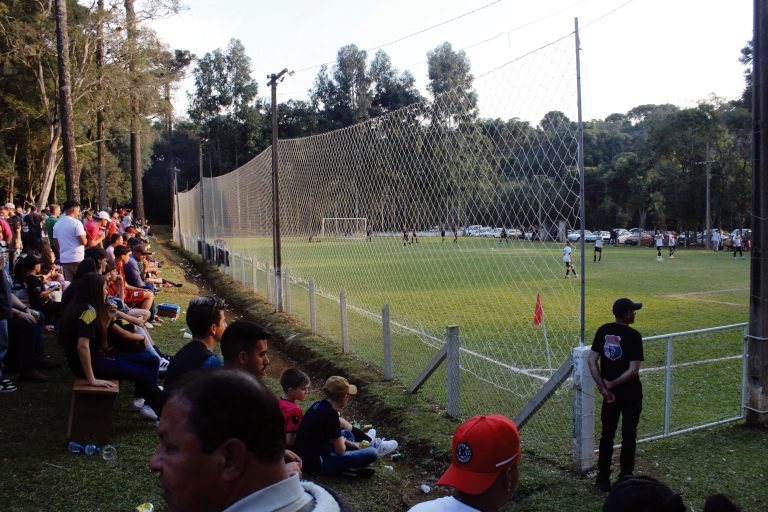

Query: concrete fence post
left=383, top=303, right=393, bottom=380
left=284, top=269, right=292, bottom=314
left=266, top=263, right=272, bottom=304
left=571, top=345, right=595, bottom=472
left=446, top=325, right=461, bottom=418
left=309, top=277, right=317, bottom=335
left=340, top=288, right=348, bottom=354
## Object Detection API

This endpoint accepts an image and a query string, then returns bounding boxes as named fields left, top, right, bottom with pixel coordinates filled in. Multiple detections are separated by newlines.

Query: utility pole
left=267, top=68, right=293, bottom=313
left=747, top=0, right=768, bottom=426
left=693, top=145, right=718, bottom=250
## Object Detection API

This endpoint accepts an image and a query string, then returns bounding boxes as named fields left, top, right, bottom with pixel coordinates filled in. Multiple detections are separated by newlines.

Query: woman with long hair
left=60, top=272, right=162, bottom=420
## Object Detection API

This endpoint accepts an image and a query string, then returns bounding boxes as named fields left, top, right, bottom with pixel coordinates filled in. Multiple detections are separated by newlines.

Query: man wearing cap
left=409, top=414, right=521, bottom=512
left=52, top=200, right=87, bottom=281
left=588, top=298, right=644, bottom=492
left=85, top=210, right=109, bottom=248
left=294, top=376, right=380, bottom=476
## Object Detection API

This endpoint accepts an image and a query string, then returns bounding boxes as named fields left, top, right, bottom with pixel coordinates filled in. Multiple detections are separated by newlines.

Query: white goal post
left=320, top=217, right=368, bottom=239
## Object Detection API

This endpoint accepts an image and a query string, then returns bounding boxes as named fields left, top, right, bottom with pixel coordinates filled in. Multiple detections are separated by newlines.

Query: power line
left=293, top=0, right=506, bottom=74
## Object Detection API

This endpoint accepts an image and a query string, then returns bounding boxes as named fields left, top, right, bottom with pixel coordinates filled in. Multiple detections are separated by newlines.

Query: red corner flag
left=533, top=293, right=544, bottom=327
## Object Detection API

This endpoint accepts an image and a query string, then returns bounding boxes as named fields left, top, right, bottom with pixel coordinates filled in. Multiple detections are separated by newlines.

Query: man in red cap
left=409, top=414, right=521, bottom=511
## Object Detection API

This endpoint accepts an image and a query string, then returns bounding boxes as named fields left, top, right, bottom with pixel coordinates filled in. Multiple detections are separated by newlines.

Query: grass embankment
left=1, top=232, right=765, bottom=511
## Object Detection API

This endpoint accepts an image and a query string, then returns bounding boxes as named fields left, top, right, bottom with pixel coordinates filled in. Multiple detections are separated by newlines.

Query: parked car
left=598, top=230, right=611, bottom=242
left=464, top=225, right=482, bottom=236
left=507, top=228, right=523, bottom=239
left=567, top=229, right=596, bottom=242
left=613, top=228, right=631, bottom=244
left=624, top=229, right=653, bottom=246
left=479, top=227, right=494, bottom=237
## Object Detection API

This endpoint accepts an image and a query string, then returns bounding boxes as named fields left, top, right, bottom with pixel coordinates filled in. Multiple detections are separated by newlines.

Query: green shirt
left=44, top=215, right=59, bottom=242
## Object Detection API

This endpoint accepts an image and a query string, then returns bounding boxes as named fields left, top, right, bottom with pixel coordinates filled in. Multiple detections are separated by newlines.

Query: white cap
left=96, top=211, right=110, bottom=220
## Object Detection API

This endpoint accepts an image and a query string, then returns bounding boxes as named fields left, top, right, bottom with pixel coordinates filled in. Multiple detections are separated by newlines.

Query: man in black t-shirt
left=163, top=296, right=226, bottom=393
left=588, top=297, right=644, bottom=492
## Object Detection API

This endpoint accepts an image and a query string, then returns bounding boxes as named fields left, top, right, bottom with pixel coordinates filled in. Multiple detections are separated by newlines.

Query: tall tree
left=55, top=0, right=79, bottom=201
left=427, top=42, right=477, bottom=125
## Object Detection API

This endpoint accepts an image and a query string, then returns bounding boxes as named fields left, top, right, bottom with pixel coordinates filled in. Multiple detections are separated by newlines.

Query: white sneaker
left=138, top=404, right=158, bottom=421
left=145, top=322, right=154, bottom=329
left=366, top=428, right=377, bottom=441
left=131, top=398, right=145, bottom=410
left=159, top=358, right=170, bottom=373
left=372, top=438, right=398, bottom=456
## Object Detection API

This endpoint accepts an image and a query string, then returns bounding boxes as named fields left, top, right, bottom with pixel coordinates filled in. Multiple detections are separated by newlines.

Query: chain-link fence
left=177, top=33, right=586, bottom=459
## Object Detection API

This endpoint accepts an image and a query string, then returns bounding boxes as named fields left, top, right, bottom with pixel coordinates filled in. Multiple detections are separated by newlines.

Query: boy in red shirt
left=278, top=368, right=310, bottom=448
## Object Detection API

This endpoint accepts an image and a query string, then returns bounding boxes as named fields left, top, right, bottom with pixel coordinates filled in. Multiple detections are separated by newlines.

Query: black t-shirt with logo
left=294, top=399, right=342, bottom=474
left=591, top=322, right=644, bottom=401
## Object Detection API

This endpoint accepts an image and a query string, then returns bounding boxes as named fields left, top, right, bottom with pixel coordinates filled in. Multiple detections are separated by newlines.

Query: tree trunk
left=54, top=0, right=79, bottom=201
left=37, top=123, right=61, bottom=211
left=97, top=0, right=107, bottom=210
left=125, top=0, right=144, bottom=219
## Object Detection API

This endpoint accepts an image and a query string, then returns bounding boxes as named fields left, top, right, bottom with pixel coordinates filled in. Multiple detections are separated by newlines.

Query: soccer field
left=213, top=234, right=749, bottom=461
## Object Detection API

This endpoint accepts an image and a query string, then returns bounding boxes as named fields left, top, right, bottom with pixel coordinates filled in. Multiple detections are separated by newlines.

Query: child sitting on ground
left=278, top=368, right=310, bottom=448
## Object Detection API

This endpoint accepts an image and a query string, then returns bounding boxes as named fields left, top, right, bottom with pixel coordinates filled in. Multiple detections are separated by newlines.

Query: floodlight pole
left=268, top=68, right=292, bottom=313
left=575, top=18, right=586, bottom=347
left=747, top=0, right=768, bottom=426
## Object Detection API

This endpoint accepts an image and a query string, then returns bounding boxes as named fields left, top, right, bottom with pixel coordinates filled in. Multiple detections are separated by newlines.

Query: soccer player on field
left=440, top=225, right=445, bottom=242
left=402, top=226, right=409, bottom=247
left=594, top=235, right=603, bottom=262
left=654, top=230, right=664, bottom=261
left=667, top=231, right=676, bottom=258
left=500, top=227, right=509, bottom=244
left=563, top=240, right=577, bottom=278
left=411, top=226, right=418, bottom=244
left=452, top=224, right=458, bottom=244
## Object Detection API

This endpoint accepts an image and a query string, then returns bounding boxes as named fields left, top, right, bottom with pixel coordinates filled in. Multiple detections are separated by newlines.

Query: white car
left=465, top=225, right=482, bottom=236
left=598, top=230, right=611, bottom=242
left=479, top=227, right=494, bottom=237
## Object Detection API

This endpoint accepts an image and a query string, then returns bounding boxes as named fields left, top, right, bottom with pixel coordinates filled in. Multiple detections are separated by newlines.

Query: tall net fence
left=177, top=34, right=583, bottom=460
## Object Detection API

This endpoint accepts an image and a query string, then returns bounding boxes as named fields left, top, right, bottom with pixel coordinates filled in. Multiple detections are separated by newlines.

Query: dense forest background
left=0, top=0, right=753, bottom=231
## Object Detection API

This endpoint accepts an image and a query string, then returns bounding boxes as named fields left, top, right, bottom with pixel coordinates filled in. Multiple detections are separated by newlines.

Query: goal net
left=320, top=218, right=368, bottom=239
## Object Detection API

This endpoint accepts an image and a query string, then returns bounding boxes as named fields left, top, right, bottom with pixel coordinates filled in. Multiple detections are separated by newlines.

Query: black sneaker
left=595, top=474, right=611, bottom=492
left=341, top=465, right=375, bottom=478
left=0, top=378, right=17, bottom=393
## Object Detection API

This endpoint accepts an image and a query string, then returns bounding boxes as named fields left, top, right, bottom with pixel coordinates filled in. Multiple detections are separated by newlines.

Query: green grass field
left=216, top=235, right=750, bottom=460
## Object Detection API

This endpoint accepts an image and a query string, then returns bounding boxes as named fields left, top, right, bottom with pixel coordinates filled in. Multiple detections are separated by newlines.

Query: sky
left=149, top=0, right=753, bottom=123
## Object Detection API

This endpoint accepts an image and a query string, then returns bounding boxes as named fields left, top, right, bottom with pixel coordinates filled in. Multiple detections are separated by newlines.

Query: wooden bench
left=66, top=379, right=119, bottom=445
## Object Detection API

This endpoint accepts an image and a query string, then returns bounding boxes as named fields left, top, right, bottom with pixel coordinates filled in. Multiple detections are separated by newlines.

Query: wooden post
left=383, top=303, right=393, bottom=380
left=309, top=277, right=317, bottom=335
left=340, top=288, right=348, bottom=354
left=446, top=325, right=460, bottom=418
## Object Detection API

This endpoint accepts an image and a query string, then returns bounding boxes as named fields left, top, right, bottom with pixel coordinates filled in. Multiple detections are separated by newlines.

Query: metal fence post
left=664, top=336, right=673, bottom=435
left=742, top=326, right=749, bottom=418
left=241, top=254, right=246, bottom=285
left=309, top=277, right=317, bottom=335
left=266, top=263, right=272, bottom=304
left=340, top=288, right=348, bottom=354
left=284, top=269, right=292, bottom=314
left=383, top=303, right=393, bottom=380
left=446, top=325, right=460, bottom=418
left=252, top=256, right=258, bottom=293
left=571, top=345, right=595, bottom=472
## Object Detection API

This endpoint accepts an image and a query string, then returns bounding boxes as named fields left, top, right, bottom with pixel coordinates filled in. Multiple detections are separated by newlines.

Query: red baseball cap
left=436, top=414, right=521, bottom=495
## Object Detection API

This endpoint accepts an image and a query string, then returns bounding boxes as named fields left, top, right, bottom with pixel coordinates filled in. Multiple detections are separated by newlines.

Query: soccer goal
left=320, top=218, right=368, bottom=239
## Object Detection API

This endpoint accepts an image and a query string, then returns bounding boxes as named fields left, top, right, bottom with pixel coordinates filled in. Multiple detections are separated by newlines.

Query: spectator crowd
left=0, top=201, right=743, bottom=511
